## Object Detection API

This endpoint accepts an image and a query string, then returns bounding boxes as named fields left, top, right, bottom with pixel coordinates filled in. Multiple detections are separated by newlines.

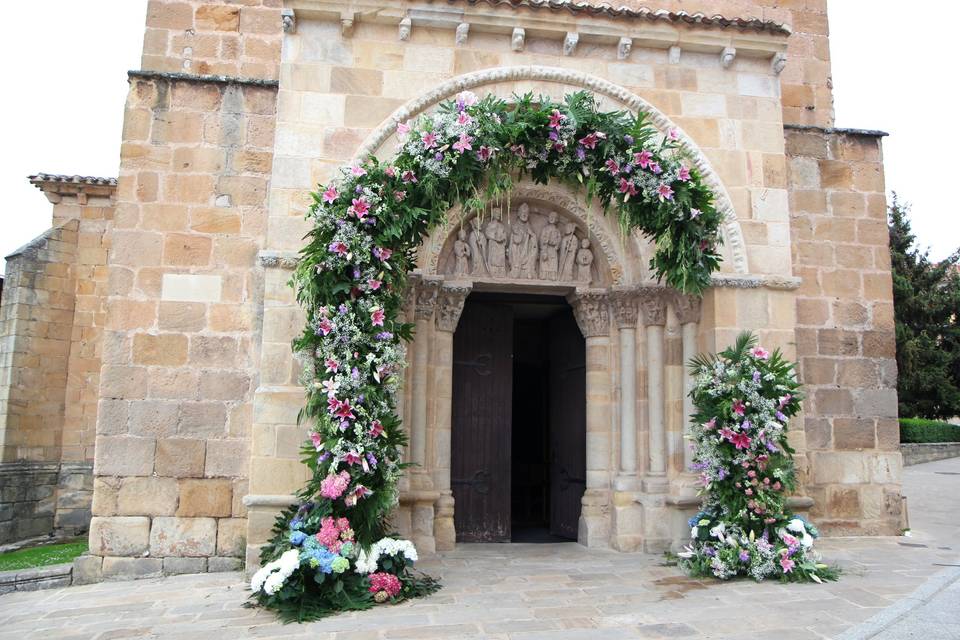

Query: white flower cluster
left=354, top=537, right=419, bottom=574
left=251, top=549, right=301, bottom=595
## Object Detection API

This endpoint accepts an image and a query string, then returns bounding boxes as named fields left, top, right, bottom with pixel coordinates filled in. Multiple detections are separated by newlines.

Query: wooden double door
left=451, top=294, right=586, bottom=543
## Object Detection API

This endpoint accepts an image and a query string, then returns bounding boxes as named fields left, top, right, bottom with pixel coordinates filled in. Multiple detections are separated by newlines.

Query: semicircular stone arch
left=354, top=65, right=750, bottom=276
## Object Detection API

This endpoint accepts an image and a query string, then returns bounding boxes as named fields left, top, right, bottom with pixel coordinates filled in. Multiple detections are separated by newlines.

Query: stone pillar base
left=610, top=491, right=643, bottom=551
left=636, top=492, right=671, bottom=553
left=577, top=489, right=610, bottom=548
left=401, top=490, right=439, bottom=555
left=434, top=492, right=456, bottom=552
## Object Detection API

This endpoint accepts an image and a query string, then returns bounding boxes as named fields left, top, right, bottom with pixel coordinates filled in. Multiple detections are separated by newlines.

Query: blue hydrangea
left=289, top=530, right=307, bottom=546
left=301, top=547, right=339, bottom=574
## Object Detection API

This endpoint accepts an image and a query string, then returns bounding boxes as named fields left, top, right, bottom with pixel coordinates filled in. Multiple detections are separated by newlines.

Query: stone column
left=409, top=276, right=441, bottom=489
left=674, top=294, right=702, bottom=474
left=610, top=287, right=640, bottom=489
left=640, top=287, right=668, bottom=492
left=432, top=283, right=471, bottom=552
left=568, top=289, right=612, bottom=548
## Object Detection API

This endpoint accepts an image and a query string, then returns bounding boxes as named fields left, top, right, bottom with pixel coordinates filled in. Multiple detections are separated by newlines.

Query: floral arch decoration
left=252, top=88, right=725, bottom=621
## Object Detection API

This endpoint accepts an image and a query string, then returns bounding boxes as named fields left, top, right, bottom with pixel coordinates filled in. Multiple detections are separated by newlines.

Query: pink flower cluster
left=316, top=516, right=354, bottom=553
left=368, top=572, right=402, bottom=597
left=320, top=470, right=350, bottom=499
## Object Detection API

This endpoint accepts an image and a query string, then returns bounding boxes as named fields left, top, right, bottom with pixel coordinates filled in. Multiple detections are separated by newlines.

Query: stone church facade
left=0, top=0, right=902, bottom=581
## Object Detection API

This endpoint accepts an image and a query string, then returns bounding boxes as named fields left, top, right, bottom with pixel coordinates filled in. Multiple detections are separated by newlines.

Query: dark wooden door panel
left=548, top=309, right=586, bottom=539
left=452, top=300, right=514, bottom=542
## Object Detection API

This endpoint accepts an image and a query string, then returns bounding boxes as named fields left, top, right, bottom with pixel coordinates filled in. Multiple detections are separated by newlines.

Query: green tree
left=889, top=194, right=960, bottom=419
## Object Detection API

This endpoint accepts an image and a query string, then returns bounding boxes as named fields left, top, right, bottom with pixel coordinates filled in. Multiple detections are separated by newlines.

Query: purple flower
left=742, top=419, right=752, bottom=430
left=376, top=331, right=394, bottom=341
left=357, top=394, right=364, bottom=403
left=623, top=163, right=633, bottom=174
left=353, top=268, right=362, bottom=279
left=776, top=411, right=788, bottom=422
left=351, top=367, right=360, bottom=380
left=548, top=130, right=558, bottom=141
left=339, top=420, right=350, bottom=431
left=717, top=468, right=728, bottom=480
left=435, top=152, right=443, bottom=162
left=366, top=452, right=378, bottom=468
left=739, top=550, right=750, bottom=563
left=752, top=370, right=761, bottom=383
left=355, top=185, right=362, bottom=193
left=318, top=452, right=330, bottom=462
left=338, top=304, right=348, bottom=314
left=575, top=146, right=586, bottom=161
left=624, top=134, right=634, bottom=145
left=766, top=441, right=779, bottom=453
left=704, top=547, right=717, bottom=557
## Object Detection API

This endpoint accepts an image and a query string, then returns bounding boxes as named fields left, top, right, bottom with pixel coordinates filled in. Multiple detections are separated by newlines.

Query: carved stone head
left=517, top=202, right=530, bottom=221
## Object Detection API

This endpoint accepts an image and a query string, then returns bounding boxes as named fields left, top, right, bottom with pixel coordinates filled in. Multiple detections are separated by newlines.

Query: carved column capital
left=639, top=287, right=668, bottom=327
left=435, top=283, right=472, bottom=332
left=610, top=287, right=640, bottom=329
left=673, top=293, right=702, bottom=325
left=414, top=276, right=442, bottom=321
left=567, top=289, right=610, bottom=338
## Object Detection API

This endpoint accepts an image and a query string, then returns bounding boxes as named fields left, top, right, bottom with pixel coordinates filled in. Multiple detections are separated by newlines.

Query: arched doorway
left=451, top=292, right=586, bottom=543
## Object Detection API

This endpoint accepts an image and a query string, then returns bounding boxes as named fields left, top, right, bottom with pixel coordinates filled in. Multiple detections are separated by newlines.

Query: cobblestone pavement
left=1, top=457, right=957, bottom=640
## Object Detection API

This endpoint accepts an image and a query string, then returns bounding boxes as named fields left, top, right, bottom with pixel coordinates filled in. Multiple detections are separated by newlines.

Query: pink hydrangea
left=368, top=572, right=402, bottom=597
left=320, top=471, right=350, bottom=500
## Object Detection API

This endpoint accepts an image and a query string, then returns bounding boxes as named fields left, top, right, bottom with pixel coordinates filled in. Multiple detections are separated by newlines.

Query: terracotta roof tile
left=28, top=173, right=118, bottom=187
left=447, top=0, right=791, bottom=35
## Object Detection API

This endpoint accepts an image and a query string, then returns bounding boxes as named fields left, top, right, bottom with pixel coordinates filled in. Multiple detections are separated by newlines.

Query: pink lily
left=396, top=121, right=411, bottom=138
left=605, top=159, right=620, bottom=175
left=325, top=358, right=339, bottom=373
left=344, top=451, right=362, bottom=466
left=578, top=132, right=599, bottom=149
left=690, top=208, right=701, bottom=219
left=369, top=420, right=384, bottom=438
left=373, top=247, right=392, bottom=261
left=477, top=146, right=493, bottom=162
left=453, top=133, right=473, bottom=153
left=401, top=170, right=417, bottom=183
left=329, top=241, right=349, bottom=257
left=421, top=131, right=438, bottom=149
left=730, top=432, right=751, bottom=450
left=668, top=128, right=680, bottom=141
left=333, top=400, right=355, bottom=421
left=732, top=399, right=745, bottom=416
left=349, top=197, right=370, bottom=220
left=350, top=165, right=366, bottom=177
left=384, top=165, right=396, bottom=178
left=371, top=307, right=385, bottom=327
left=750, top=346, right=770, bottom=360
left=634, top=150, right=652, bottom=169
left=457, top=111, right=472, bottom=126
left=318, top=318, right=333, bottom=336
left=310, top=432, right=323, bottom=450
left=678, top=165, right=691, bottom=182
left=656, top=183, right=674, bottom=201
left=548, top=109, right=565, bottom=129
left=650, top=162, right=663, bottom=174
left=394, top=190, right=406, bottom=202
left=618, top=178, right=638, bottom=197
left=367, top=279, right=381, bottom=291
left=322, top=186, right=338, bottom=204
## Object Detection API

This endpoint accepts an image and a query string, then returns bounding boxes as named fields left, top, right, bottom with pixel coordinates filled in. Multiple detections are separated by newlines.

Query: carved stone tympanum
left=440, top=201, right=595, bottom=285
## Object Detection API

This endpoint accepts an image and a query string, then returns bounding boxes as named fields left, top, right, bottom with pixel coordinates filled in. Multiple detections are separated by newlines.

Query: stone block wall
left=87, top=0, right=282, bottom=575
left=786, top=126, right=903, bottom=535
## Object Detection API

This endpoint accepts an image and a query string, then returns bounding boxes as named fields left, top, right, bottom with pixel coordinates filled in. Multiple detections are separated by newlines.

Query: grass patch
left=900, top=418, right=960, bottom=443
left=0, top=541, right=87, bottom=572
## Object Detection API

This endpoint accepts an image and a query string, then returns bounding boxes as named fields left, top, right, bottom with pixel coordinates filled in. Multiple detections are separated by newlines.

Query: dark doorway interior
left=451, top=292, right=585, bottom=544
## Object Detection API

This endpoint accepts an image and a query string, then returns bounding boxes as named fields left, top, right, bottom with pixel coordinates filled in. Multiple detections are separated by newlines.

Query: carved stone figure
left=558, top=222, right=578, bottom=281
left=468, top=217, right=487, bottom=276
left=576, top=238, right=594, bottom=283
left=453, top=228, right=470, bottom=277
left=484, top=210, right=508, bottom=277
left=539, top=210, right=561, bottom=281
left=508, top=203, right=538, bottom=279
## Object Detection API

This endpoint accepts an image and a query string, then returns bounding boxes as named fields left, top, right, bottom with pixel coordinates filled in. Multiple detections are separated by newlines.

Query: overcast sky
left=1, top=1, right=955, bottom=273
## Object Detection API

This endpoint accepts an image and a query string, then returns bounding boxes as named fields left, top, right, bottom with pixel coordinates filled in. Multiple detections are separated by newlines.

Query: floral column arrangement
left=679, top=333, right=838, bottom=582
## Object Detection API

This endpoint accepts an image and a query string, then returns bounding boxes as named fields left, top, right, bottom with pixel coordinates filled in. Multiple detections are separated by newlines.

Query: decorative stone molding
left=511, top=27, right=525, bottom=52
left=772, top=52, right=787, bottom=75
left=673, top=293, right=702, bottom=325
left=710, top=274, right=801, bottom=290
left=128, top=70, right=280, bottom=89
left=617, top=37, right=632, bottom=60
left=455, top=22, right=469, bottom=46
left=352, top=65, right=750, bottom=275
left=414, top=276, right=442, bottom=320
left=435, top=283, right=472, bottom=332
left=721, top=46, right=737, bottom=69
left=668, top=45, right=681, bottom=64
left=610, top=287, right=640, bottom=329
left=258, top=250, right=300, bottom=270
left=281, top=8, right=296, bottom=34
left=398, top=17, right=411, bottom=41
left=639, top=287, right=668, bottom=326
left=563, top=32, right=578, bottom=56
left=568, top=289, right=610, bottom=338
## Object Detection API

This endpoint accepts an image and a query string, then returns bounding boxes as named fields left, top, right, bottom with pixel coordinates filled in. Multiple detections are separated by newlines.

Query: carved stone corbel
left=721, top=46, right=737, bottom=69
left=568, top=289, right=610, bottom=338
left=673, top=293, right=702, bottom=325
left=617, top=37, right=632, bottom=60
left=771, top=52, right=787, bottom=75
left=511, top=27, right=525, bottom=52
left=639, top=287, right=667, bottom=326
left=610, top=287, right=640, bottom=329
left=281, top=8, right=296, bottom=34
left=563, top=32, right=579, bottom=56
left=668, top=45, right=681, bottom=64
left=455, top=22, right=470, bottom=46
left=435, top=284, right=472, bottom=332
left=340, top=11, right=356, bottom=37
left=399, top=17, right=411, bottom=41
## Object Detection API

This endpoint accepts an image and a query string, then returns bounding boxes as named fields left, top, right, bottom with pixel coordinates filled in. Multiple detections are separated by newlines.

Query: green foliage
left=890, top=194, right=960, bottom=419
left=0, top=541, right=87, bottom=572
left=899, top=418, right=960, bottom=443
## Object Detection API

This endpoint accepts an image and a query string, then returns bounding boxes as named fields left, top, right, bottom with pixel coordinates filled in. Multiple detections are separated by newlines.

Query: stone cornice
left=784, top=124, right=889, bottom=138
left=287, top=0, right=789, bottom=59
left=29, top=173, right=116, bottom=204
left=128, top=70, right=280, bottom=88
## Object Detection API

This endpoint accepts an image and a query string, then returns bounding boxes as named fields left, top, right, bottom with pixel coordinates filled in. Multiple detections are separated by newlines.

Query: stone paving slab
left=1, top=457, right=957, bottom=639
